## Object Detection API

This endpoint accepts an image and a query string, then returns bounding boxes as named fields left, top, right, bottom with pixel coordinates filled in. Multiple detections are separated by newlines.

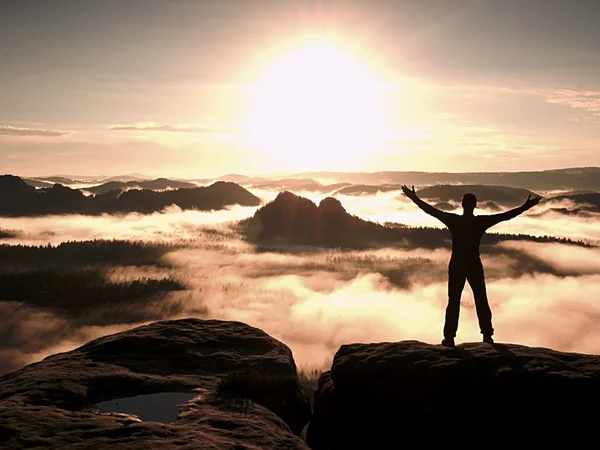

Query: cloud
left=0, top=205, right=260, bottom=246
left=0, top=125, right=70, bottom=137
left=543, top=88, right=600, bottom=118
left=6, top=237, right=600, bottom=375
left=0, top=300, right=154, bottom=374
left=157, top=242, right=600, bottom=370
left=109, top=122, right=243, bottom=134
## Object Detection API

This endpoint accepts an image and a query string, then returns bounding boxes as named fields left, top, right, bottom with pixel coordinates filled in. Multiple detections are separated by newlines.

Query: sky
left=1, top=0, right=600, bottom=178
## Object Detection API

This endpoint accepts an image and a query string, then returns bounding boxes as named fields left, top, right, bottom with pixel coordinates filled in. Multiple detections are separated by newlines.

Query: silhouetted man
left=401, top=185, right=542, bottom=347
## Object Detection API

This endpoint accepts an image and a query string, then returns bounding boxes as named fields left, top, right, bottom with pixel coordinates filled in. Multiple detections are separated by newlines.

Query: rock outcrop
left=0, top=319, right=311, bottom=449
left=244, top=191, right=400, bottom=248
left=306, top=340, right=600, bottom=448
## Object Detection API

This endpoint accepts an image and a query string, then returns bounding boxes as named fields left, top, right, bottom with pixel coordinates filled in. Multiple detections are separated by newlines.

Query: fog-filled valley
left=2, top=168, right=600, bottom=377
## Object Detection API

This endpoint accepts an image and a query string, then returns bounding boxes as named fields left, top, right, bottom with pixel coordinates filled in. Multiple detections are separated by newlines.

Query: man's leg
left=467, top=261, right=494, bottom=340
left=443, top=263, right=466, bottom=341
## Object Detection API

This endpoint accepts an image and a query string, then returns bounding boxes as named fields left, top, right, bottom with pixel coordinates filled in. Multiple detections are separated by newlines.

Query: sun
left=246, top=41, right=389, bottom=169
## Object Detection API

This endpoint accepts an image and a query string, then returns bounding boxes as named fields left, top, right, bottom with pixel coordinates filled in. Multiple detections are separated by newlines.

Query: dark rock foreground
left=0, top=319, right=310, bottom=449
left=307, top=340, right=600, bottom=449
left=5, top=323, right=600, bottom=450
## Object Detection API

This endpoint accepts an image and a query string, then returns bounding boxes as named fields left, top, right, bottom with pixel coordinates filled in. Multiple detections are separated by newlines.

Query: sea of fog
left=2, top=187, right=600, bottom=375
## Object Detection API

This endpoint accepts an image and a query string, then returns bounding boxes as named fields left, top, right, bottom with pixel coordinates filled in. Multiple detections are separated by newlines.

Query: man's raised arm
left=483, top=194, right=543, bottom=229
left=401, top=185, right=451, bottom=224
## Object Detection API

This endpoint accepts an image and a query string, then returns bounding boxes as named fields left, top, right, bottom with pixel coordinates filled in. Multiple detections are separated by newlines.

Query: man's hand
left=523, top=194, right=543, bottom=210
left=402, top=184, right=449, bottom=223
left=401, top=185, right=418, bottom=201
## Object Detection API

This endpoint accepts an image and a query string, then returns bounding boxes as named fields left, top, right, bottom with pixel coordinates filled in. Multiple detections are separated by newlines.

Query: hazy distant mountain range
left=22, top=167, right=600, bottom=192
left=289, top=167, right=600, bottom=192
left=211, top=167, right=600, bottom=194
left=415, top=185, right=535, bottom=207
left=83, top=178, right=197, bottom=195
left=4, top=167, right=600, bottom=217
left=21, top=173, right=159, bottom=187
left=0, top=175, right=259, bottom=217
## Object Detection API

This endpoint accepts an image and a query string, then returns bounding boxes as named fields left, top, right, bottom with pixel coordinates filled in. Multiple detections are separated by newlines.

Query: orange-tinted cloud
left=0, top=125, right=70, bottom=137
left=109, top=123, right=243, bottom=134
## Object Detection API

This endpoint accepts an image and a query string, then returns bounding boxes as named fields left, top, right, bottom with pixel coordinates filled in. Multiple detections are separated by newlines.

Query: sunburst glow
left=247, top=41, right=389, bottom=168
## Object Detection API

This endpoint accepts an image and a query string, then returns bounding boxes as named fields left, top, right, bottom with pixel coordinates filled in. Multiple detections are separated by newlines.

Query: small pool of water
left=94, top=391, right=199, bottom=423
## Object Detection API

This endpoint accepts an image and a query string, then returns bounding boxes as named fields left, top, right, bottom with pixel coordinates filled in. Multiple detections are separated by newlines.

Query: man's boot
left=441, top=337, right=455, bottom=347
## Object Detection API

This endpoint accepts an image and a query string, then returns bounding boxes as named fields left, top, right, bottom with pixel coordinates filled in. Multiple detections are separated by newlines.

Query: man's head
left=462, top=193, right=477, bottom=213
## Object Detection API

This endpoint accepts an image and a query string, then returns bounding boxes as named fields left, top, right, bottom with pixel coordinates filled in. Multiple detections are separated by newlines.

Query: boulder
left=248, top=191, right=399, bottom=248
left=304, top=371, right=335, bottom=450
left=307, top=340, right=600, bottom=448
left=0, top=318, right=311, bottom=449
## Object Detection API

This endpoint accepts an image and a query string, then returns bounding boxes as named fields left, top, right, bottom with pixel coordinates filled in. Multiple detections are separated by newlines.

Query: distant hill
left=23, top=178, right=53, bottom=188
left=249, top=178, right=351, bottom=194
left=332, top=183, right=535, bottom=208
left=44, top=174, right=106, bottom=182
left=95, top=181, right=260, bottom=214
left=84, top=178, right=197, bottom=194
left=553, top=192, right=600, bottom=208
left=217, top=174, right=259, bottom=183
left=537, top=192, right=600, bottom=216
left=26, top=174, right=156, bottom=184
left=416, top=185, right=536, bottom=207
left=334, top=184, right=403, bottom=196
left=33, top=176, right=81, bottom=185
left=251, top=178, right=324, bottom=191
left=99, top=173, right=155, bottom=183
left=0, top=175, right=260, bottom=216
left=242, top=191, right=399, bottom=248
left=207, top=175, right=352, bottom=194
left=292, top=167, right=600, bottom=191
left=433, top=201, right=456, bottom=211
